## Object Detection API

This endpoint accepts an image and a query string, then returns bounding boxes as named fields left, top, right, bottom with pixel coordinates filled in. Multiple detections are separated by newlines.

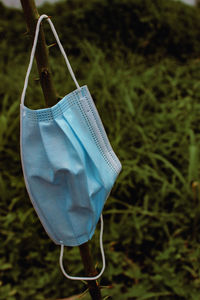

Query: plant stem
left=20, top=0, right=57, bottom=107
left=20, top=1, right=102, bottom=299
left=79, top=243, right=102, bottom=300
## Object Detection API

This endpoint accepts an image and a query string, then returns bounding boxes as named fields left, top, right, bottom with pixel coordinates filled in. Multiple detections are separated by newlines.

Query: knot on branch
left=41, top=67, right=50, bottom=78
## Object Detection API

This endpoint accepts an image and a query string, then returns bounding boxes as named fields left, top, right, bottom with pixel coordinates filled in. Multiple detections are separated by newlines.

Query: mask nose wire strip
left=20, top=14, right=80, bottom=106
left=59, top=214, right=106, bottom=281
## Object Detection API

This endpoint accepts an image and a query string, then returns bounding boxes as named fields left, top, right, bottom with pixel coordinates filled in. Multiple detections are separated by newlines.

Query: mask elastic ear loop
left=21, top=14, right=81, bottom=106
left=59, top=214, right=106, bottom=281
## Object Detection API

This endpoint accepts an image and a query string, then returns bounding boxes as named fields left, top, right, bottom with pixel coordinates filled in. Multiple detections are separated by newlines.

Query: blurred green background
left=1, top=0, right=200, bottom=299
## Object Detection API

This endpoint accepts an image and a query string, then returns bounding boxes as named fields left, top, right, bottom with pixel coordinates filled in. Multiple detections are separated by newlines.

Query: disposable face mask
left=20, top=14, right=122, bottom=280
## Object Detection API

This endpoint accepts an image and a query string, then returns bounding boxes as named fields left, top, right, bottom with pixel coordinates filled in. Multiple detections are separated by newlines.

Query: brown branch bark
left=21, top=0, right=57, bottom=106
left=79, top=243, right=102, bottom=299
left=20, top=1, right=102, bottom=299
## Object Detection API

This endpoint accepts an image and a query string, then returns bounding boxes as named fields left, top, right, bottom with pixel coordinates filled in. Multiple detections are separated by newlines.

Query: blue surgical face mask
left=20, top=14, right=122, bottom=280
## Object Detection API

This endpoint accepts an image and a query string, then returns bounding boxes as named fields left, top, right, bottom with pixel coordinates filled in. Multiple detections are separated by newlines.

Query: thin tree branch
left=20, top=1, right=102, bottom=299
left=20, top=0, right=57, bottom=106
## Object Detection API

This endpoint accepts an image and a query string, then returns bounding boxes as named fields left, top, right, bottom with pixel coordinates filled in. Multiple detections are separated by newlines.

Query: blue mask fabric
left=20, top=14, right=122, bottom=280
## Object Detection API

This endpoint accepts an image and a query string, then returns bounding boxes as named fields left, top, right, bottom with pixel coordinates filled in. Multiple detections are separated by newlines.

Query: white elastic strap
left=21, top=14, right=80, bottom=105
left=59, top=214, right=106, bottom=281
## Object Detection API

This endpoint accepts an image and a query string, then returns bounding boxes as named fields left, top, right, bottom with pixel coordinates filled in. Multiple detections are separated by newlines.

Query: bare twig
left=20, top=1, right=102, bottom=299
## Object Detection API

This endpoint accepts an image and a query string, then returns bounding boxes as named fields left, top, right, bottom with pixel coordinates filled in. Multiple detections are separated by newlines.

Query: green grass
left=1, top=0, right=200, bottom=299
